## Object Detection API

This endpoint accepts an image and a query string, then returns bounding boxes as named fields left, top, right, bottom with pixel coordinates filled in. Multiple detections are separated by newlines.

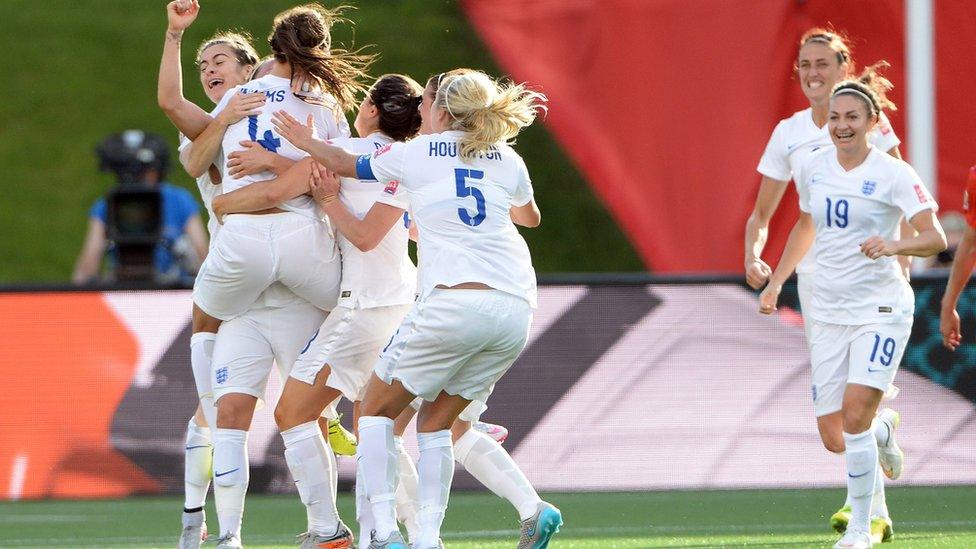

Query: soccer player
left=157, top=3, right=354, bottom=547
left=273, top=69, right=562, bottom=549
left=213, top=73, right=425, bottom=548
left=744, top=28, right=906, bottom=533
left=940, top=167, right=976, bottom=351
left=759, top=73, right=946, bottom=548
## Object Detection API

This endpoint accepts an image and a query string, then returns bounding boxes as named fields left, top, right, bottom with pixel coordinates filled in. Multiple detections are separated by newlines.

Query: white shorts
left=193, top=213, right=341, bottom=321
left=212, top=300, right=327, bottom=403
left=290, top=303, right=413, bottom=401
left=808, top=319, right=912, bottom=417
left=375, top=289, right=532, bottom=404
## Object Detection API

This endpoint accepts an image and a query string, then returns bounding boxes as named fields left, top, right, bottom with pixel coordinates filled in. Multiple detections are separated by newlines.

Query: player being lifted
left=759, top=70, right=946, bottom=548
left=744, top=28, right=907, bottom=534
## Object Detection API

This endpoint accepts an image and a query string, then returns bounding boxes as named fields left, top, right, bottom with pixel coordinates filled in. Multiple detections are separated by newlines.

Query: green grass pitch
left=1, top=486, right=974, bottom=547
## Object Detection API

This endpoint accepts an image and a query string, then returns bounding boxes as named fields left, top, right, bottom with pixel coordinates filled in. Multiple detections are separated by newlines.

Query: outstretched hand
left=216, top=92, right=266, bottom=126
left=272, top=111, right=316, bottom=152
left=166, top=0, right=200, bottom=32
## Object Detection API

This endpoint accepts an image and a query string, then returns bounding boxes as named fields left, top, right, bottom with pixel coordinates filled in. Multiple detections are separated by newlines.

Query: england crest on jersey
left=862, top=180, right=877, bottom=196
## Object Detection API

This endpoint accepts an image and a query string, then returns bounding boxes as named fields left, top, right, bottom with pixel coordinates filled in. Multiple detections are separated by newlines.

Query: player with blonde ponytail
left=437, top=71, right=547, bottom=159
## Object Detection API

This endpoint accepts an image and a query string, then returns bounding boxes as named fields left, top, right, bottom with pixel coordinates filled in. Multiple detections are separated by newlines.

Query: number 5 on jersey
left=455, top=168, right=486, bottom=226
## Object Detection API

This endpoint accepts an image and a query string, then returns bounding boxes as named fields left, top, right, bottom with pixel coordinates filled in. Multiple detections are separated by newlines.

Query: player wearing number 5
left=273, top=70, right=559, bottom=549
left=759, top=71, right=946, bottom=549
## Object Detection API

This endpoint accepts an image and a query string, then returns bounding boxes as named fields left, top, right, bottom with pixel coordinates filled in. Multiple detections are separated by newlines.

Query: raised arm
left=272, top=111, right=358, bottom=177
left=158, top=0, right=211, bottom=139
left=309, top=162, right=405, bottom=252
left=212, top=158, right=315, bottom=220
left=744, top=176, right=790, bottom=289
left=183, top=91, right=265, bottom=177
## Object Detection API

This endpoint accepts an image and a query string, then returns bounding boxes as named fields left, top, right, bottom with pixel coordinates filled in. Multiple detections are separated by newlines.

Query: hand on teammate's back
left=216, top=92, right=266, bottom=126
left=272, top=111, right=316, bottom=152
left=227, top=141, right=276, bottom=178
left=308, top=162, right=340, bottom=206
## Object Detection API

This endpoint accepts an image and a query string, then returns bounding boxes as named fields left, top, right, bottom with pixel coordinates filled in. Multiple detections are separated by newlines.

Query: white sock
left=213, top=428, right=249, bottom=539
left=190, top=332, right=218, bottom=429
left=359, top=416, right=398, bottom=540
left=394, top=436, right=420, bottom=542
left=184, top=417, right=213, bottom=510
left=454, top=428, right=541, bottom=521
left=415, top=430, right=453, bottom=548
left=870, top=466, right=889, bottom=519
left=281, top=421, right=340, bottom=535
left=356, top=461, right=375, bottom=545
left=843, top=429, right=877, bottom=534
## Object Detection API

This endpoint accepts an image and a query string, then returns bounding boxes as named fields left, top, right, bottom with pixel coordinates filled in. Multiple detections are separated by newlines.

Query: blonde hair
left=435, top=71, right=547, bottom=159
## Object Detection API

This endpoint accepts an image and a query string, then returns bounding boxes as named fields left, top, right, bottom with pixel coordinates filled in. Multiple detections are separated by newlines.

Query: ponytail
left=436, top=71, right=547, bottom=159
left=269, top=3, right=375, bottom=111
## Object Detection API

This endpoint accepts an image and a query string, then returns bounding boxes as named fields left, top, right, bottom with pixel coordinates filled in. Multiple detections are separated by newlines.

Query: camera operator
left=72, top=130, right=209, bottom=285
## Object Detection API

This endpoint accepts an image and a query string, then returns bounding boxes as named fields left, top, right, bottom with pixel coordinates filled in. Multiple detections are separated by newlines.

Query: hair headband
left=833, top=87, right=877, bottom=113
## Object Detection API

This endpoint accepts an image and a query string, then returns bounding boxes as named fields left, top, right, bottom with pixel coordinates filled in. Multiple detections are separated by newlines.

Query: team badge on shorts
left=862, top=180, right=877, bottom=196
left=216, top=367, right=229, bottom=384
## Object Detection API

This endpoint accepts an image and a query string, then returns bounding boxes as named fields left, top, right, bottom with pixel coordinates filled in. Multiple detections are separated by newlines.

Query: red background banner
left=462, top=0, right=976, bottom=272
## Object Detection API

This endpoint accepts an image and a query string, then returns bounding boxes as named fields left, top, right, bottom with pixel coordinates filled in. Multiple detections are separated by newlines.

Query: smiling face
left=828, top=93, right=877, bottom=153
left=797, top=42, right=849, bottom=105
left=197, top=44, right=253, bottom=103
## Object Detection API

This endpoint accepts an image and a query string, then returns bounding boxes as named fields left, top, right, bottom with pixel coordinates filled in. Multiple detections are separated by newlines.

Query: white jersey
left=757, top=108, right=901, bottom=273
left=796, top=146, right=936, bottom=325
left=331, top=133, right=417, bottom=309
left=213, top=74, right=350, bottom=218
left=179, top=134, right=223, bottom=242
left=361, top=131, right=537, bottom=307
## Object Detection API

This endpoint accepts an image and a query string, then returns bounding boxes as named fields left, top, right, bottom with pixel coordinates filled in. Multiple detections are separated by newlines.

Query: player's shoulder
left=777, top=108, right=813, bottom=133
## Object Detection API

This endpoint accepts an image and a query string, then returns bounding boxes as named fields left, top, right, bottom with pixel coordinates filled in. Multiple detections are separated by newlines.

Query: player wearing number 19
left=759, top=72, right=946, bottom=549
left=273, top=70, right=560, bottom=549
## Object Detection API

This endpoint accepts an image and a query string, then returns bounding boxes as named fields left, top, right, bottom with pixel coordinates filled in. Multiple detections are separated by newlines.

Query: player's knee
left=822, top=435, right=845, bottom=454
left=216, top=398, right=252, bottom=430
left=842, top=407, right=874, bottom=434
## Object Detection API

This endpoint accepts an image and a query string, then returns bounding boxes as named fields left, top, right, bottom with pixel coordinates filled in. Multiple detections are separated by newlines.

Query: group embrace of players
left=745, top=30, right=951, bottom=549
left=158, top=1, right=560, bottom=548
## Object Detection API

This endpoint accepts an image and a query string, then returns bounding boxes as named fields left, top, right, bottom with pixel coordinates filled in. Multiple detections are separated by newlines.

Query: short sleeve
left=362, top=142, right=410, bottom=210
left=891, top=164, right=937, bottom=221
left=963, top=166, right=976, bottom=229
left=756, top=121, right=792, bottom=182
left=89, top=198, right=108, bottom=222
left=793, top=157, right=812, bottom=213
left=511, top=155, right=534, bottom=207
left=869, top=112, right=902, bottom=153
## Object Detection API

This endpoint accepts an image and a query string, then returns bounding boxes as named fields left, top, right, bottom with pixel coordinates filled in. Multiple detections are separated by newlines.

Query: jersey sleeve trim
left=356, top=154, right=377, bottom=181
